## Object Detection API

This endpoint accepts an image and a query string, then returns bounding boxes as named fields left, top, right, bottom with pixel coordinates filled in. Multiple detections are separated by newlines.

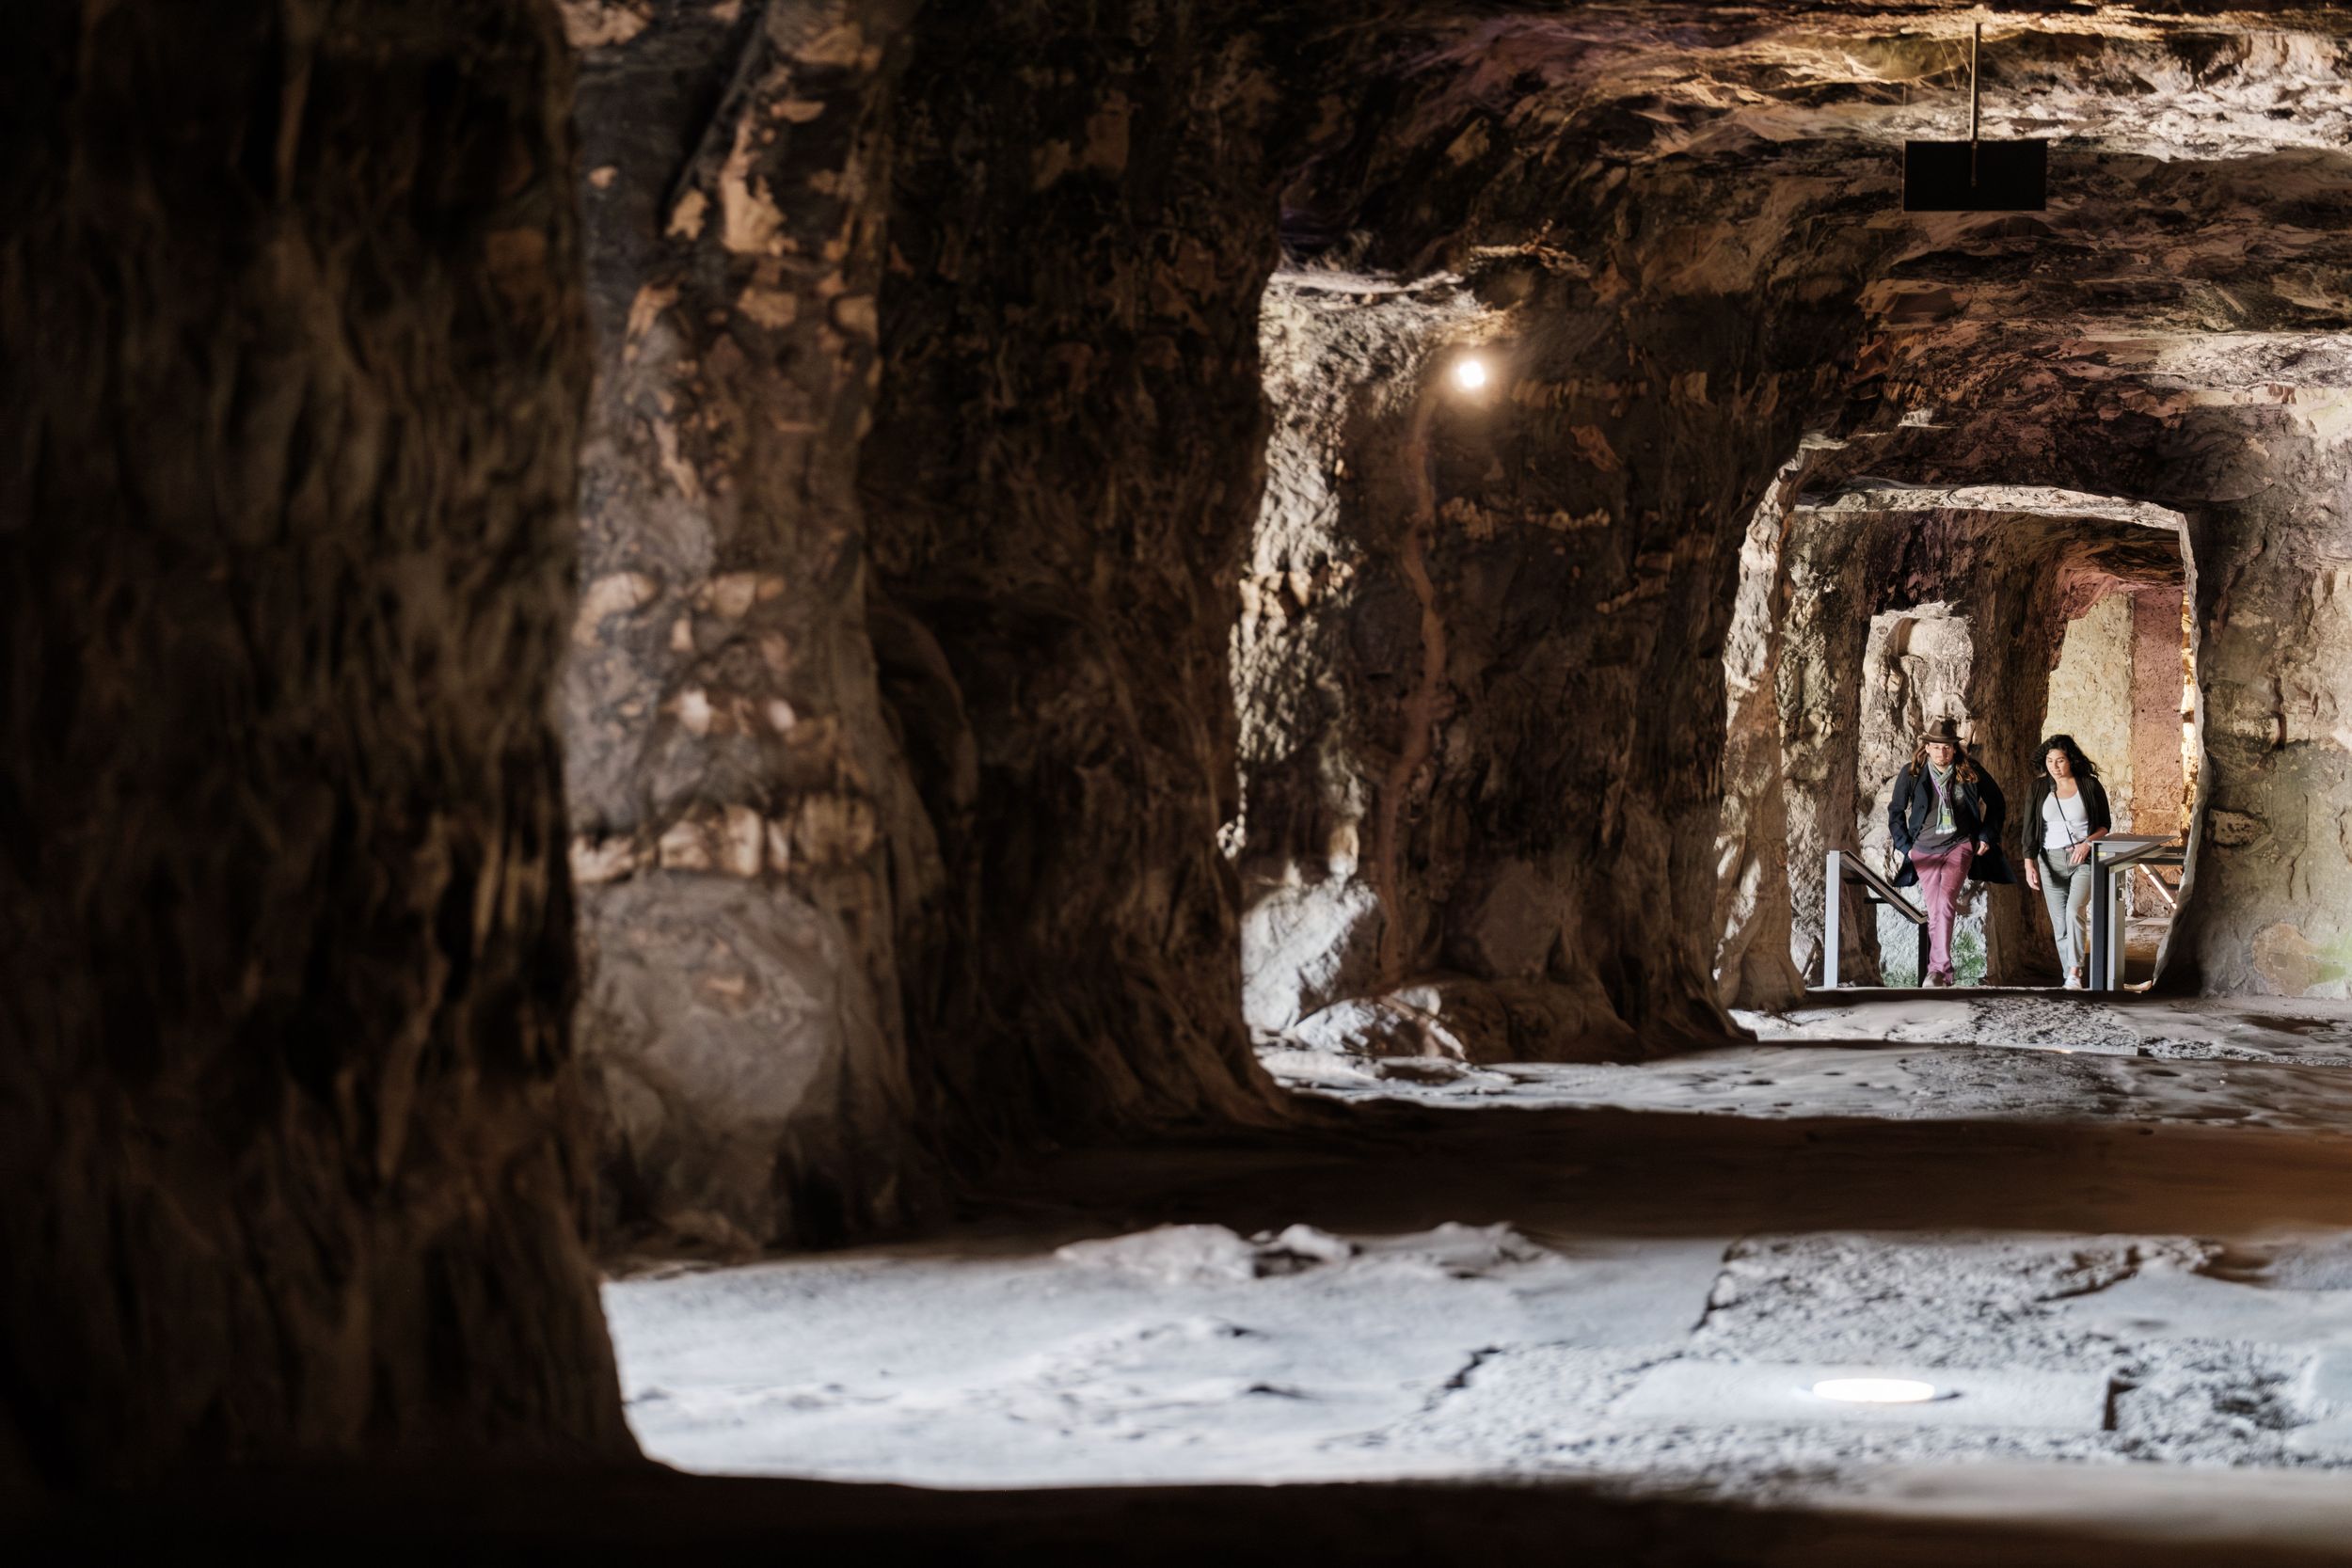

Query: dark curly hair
left=2035, top=734, right=2101, bottom=782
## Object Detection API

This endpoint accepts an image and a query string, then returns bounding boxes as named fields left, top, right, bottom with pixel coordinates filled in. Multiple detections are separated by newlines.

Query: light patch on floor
left=1610, top=1359, right=2109, bottom=1430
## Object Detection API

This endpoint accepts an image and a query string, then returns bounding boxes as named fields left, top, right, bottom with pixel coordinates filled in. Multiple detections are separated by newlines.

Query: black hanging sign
left=1902, top=24, right=2047, bottom=212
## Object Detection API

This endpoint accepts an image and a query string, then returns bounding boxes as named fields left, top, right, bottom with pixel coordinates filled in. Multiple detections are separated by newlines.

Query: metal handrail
left=2085, top=834, right=2186, bottom=991
left=1822, top=847, right=1930, bottom=989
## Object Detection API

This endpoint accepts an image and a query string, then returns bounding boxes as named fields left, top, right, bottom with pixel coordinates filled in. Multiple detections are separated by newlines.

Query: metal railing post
left=1824, top=849, right=1842, bottom=989
left=2089, top=847, right=2110, bottom=993
left=2109, top=865, right=2127, bottom=990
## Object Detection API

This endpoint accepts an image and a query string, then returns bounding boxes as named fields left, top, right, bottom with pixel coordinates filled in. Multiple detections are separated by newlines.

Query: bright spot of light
left=1810, top=1377, right=1941, bottom=1404
left=1452, top=355, right=1490, bottom=392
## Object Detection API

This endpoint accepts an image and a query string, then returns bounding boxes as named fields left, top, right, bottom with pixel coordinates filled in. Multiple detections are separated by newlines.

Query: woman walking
left=1885, top=716, right=2012, bottom=986
left=2022, top=733, right=2112, bottom=989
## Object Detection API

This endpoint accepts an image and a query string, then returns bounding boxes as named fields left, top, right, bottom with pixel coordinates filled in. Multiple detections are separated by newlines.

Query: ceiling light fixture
left=1809, top=1376, right=1942, bottom=1404
left=1451, top=355, right=1490, bottom=393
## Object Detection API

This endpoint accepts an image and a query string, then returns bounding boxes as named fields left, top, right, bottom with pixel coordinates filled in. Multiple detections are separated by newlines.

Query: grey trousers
left=2039, top=848, right=2094, bottom=980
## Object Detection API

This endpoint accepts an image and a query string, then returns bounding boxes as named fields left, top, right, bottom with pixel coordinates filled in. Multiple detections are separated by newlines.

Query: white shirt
left=2042, top=786, right=2090, bottom=851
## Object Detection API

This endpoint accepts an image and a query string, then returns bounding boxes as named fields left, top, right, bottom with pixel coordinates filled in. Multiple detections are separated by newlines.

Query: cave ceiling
left=1279, top=1, right=2352, bottom=500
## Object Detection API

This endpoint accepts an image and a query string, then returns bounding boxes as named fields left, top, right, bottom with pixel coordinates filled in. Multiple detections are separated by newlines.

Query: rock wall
left=548, top=2, right=2352, bottom=1253
left=1710, top=451, right=1825, bottom=1011
left=1234, top=277, right=1481, bottom=1039
left=1229, top=88, right=1899, bottom=1052
left=0, top=0, right=628, bottom=1485
left=2043, top=593, right=2140, bottom=822
left=564, top=1, right=938, bottom=1254
left=2131, top=590, right=2192, bottom=838
left=2170, top=418, right=2352, bottom=998
left=1778, top=511, right=1884, bottom=988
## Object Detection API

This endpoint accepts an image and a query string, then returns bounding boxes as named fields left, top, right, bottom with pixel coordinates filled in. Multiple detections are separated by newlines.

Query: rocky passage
left=540, top=1, right=2352, bottom=1255
left=21, top=9, right=2352, bottom=1558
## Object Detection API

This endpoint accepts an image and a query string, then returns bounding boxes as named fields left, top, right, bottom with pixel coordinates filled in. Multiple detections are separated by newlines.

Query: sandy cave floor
left=604, top=993, right=2352, bottom=1513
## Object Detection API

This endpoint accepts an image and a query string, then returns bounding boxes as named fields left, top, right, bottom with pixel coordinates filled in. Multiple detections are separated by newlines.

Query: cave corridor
left=16, top=2, right=2352, bottom=1561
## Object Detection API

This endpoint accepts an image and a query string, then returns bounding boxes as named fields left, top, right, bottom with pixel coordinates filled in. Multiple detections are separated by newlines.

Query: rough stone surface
left=2043, top=593, right=2140, bottom=821
left=1235, top=199, right=1885, bottom=1055
left=565, top=1, right=938, bottom=1252
left=2131, top=590, right=2194, bottom=839
left=2172, top=434, right=2352, bottom=998
left=1711, top=450, right=1826, bottom=1011
left=0, top=0, right=629, bottom=1485
left=860, top=2, right=1341, bottom=1140
left=1777, top=503, right=1886, bottom=989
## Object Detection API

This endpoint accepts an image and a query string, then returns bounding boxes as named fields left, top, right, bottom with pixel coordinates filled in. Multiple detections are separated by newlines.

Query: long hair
left=1906, top=738, right=1981, bottom=784
left=2036, top=733, right=2100, bottom=783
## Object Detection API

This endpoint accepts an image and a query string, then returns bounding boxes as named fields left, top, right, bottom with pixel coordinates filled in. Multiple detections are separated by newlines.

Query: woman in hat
left=1885, top=715, right=2013, bottom=986
left=2020, top=733, right=2112, bottom=990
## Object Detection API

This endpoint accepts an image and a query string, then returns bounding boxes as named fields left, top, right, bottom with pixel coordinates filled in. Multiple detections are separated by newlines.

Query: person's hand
left=1976, top=840, right=1990, bottom=856
left=2025, top=863, right=2041, bottom=891
left=2068, top=842, right=2091, bottom=866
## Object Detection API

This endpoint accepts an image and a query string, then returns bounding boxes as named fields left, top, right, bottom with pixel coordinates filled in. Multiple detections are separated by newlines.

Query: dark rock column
left=0, top=0, right=628, bottom=1484
left=564, top=2, right=937, bottom=1253
left=861, top=3, right=1305, bottom=1137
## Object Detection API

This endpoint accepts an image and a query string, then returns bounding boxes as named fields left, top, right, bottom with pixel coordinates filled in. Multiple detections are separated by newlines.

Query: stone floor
left=602, top=994, right=2352, bottom=1553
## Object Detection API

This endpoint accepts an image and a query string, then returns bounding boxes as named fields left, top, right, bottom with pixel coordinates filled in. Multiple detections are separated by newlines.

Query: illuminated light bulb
left=1452, top=355, right=1490, bottom=392
left=1809, top=1377, right=1941, bottom=1404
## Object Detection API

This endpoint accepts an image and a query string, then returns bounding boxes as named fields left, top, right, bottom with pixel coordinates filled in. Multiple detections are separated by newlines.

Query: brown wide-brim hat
left=1919, top=716, right=1966, bottom=747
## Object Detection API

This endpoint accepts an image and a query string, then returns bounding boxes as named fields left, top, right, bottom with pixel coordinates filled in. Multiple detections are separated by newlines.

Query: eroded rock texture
left=1711, top=450, right=1829, bottom=1012
left=564, top=2, right=937, bottom=1253
left=567, top=2, right=1370, bottom=1247
left=0, top=0, right=628, bottom=1484
left=863, top=2, right=1321, bottom=1140
left=2173, top=427, right=2352, bottom=997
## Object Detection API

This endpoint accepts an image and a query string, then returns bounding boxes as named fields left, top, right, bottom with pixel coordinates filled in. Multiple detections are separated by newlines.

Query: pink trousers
left=1909, top=841, right=1975, bottom=982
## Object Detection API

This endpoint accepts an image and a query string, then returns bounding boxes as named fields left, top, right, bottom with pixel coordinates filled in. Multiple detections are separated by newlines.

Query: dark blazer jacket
left=1886, top=762, right=2014, bottom=887
left=2021, top=773, right=2113, bottom=863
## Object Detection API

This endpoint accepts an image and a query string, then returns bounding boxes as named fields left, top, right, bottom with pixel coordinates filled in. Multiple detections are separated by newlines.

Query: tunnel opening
left=1734, top=477, right=2205, bottom=1000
